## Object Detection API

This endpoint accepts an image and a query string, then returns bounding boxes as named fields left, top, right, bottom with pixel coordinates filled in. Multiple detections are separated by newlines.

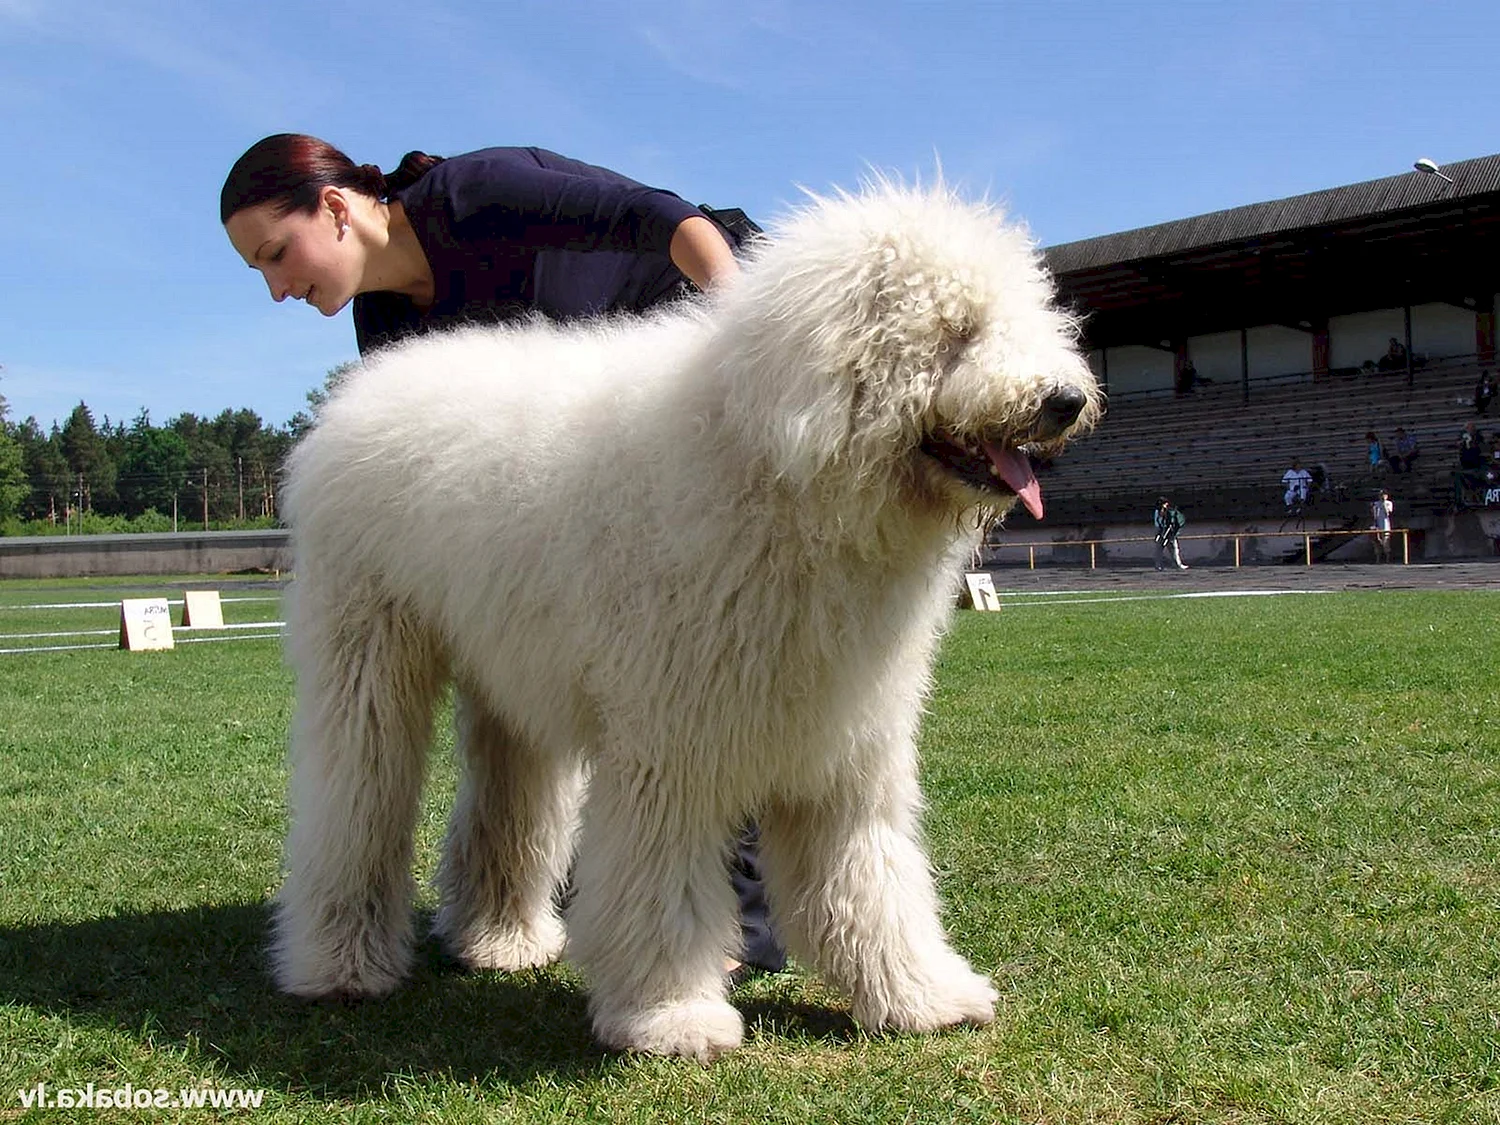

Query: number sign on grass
left=119, top=598, right=175, bottom=651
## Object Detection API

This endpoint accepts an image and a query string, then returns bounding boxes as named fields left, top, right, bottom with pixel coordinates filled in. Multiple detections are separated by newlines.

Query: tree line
left=0, top=365, right=351, bottom=534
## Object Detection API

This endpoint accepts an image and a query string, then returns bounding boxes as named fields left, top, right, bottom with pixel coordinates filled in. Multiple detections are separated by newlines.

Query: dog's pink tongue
left=981, top=440, right=1044, bottom=519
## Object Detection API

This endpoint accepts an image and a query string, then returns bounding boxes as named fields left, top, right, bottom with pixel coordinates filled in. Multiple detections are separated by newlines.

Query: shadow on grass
left=0, top=902, right=861, bottom=1097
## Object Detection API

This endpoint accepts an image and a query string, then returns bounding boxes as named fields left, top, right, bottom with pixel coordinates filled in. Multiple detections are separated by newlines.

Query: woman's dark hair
left=219, top=134, right=444, bottom=223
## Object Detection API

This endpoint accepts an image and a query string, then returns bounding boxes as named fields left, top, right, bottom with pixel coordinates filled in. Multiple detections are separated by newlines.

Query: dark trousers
left=553, top=823, right=785, bottom=971
left=731, top=821, right=787, bottom=971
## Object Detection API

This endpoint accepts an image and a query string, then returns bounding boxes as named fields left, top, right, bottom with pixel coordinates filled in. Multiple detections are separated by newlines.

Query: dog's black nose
left=1041, top=386, right=1088, bottom=429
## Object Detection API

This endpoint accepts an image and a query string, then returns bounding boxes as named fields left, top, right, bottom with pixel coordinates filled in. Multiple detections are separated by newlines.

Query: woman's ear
left=321, top=185, right=352, bottom=234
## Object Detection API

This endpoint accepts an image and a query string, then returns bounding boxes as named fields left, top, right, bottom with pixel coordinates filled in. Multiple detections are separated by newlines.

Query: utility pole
left=202, top=467, right=209, bottom=530
left=236, top=456, right=245, bottom=521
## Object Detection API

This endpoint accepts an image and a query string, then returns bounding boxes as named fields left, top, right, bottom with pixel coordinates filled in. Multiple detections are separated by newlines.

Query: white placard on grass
left=180, top=589, right=225, bottom=629
left=963, top=572, right=1002, bottom=612
left=119, top=598, right=175, bottom=651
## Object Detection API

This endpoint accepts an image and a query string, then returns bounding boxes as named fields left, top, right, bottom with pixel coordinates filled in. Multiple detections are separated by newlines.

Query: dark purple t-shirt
left=352, top=147, right=703, bottom=355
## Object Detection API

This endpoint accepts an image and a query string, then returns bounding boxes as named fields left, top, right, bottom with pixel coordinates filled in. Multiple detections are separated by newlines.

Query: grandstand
left=1039, top=359, right=1485, bottom=524
left=1016, top=154, right=1500, bottom=551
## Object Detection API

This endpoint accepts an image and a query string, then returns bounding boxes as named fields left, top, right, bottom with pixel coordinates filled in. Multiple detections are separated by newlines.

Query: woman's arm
left=669, top=215, right=739, bottom=291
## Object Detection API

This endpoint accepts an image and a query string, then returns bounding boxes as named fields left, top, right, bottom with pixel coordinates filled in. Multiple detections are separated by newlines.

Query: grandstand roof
left=1043, top=154, right=1500, bottom=347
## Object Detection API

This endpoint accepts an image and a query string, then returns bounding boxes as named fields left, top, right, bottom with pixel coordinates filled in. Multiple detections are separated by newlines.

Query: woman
left=222, top=134, right=783, bottom=981
left=222, top=134, right=740, bottom=349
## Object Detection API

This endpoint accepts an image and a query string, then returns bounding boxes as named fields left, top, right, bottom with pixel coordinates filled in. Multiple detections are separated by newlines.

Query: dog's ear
left=718, top=322, right=862, bottom=489
left=834, top=239, right=984, bottom=471
left=716, top=225, right=988, bottom=491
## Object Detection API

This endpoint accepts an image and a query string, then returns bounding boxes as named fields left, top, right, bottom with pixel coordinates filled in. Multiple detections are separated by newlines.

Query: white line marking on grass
left=1000, top=589, right=1332, bottom=608
left=990, top=591, right=1122, bottom=600
left=176, top=621, right=286, bottom=632
left=0, top=596, right=281, bottom=611
left=0, top=628, right=284, bottom=655
left=0, top=641, right=118, bottom=654
left=0, top=629, right=119, bottom=640
left=0, top=621, right=285, bottom=642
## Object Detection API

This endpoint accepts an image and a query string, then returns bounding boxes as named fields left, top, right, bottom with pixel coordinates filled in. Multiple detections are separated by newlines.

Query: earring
left=339, top=223, right=350, bottom=237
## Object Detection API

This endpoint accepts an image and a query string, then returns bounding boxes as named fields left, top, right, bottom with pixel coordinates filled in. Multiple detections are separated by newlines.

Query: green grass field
left=0, top=578, right=1496, bottom=1123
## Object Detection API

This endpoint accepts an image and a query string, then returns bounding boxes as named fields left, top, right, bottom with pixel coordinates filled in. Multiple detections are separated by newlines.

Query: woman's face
left=225, top=189, right=362, bottom=316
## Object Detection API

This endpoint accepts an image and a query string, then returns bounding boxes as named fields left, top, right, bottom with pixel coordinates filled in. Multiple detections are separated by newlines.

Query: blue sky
left=2, top=0, right=1496, bottom=432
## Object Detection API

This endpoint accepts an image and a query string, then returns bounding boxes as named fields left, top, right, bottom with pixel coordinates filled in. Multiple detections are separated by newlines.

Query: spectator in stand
left=1389, top=427, right=1420, bottom=473
left=1378, top=336, right=1408, bottom=372
left=1282, top=458, right=1313, bottom=511
left=1308, top=461, right=1328, bottom=501
left=1176, top=358, right=1210, bottom=394
left=1365, top=431, right=1388, bottom=475
left=1454, top=422, right=1487, bottom=508
left=1476, top=369, right=1497, bottom=417
left=1153, top=497, right=1188, bottom=570
left=1370, top=488, right=1394, bottom=562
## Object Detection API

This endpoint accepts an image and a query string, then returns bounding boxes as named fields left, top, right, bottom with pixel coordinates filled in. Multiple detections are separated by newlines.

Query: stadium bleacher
left=1028, top=153, right=1500, bottom=541
left=1034, top=358, right=1492, bottom=525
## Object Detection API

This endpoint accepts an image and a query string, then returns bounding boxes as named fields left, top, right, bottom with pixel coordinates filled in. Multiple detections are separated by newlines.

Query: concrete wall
left=1246, top=324, right=1313, bottom=380
left=1330, top=308, right=1404, bottom=369
left=1411, top=302, right=1477, bottom=361
left=1186, top=330, right=1243, bottom=382
left=0, top=530, right=292, bottom=579
left=1109, top=325, right=1315, bottom=393
left=1328, top=305, right=1477, bottom=370
left=1098, top=344, right=1173, bottom=394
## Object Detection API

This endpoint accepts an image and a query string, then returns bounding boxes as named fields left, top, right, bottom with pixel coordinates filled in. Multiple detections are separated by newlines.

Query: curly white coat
left=272, top=183, right=1101, bottom=1060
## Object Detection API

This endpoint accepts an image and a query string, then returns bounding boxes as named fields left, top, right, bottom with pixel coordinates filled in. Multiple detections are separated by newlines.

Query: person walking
left=1153, top=497, right=1189, bottom=570
left=1370, top=488, right=1395, bottom=562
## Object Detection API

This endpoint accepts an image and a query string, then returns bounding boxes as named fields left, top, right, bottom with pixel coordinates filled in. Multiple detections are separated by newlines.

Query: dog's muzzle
left=919, top=386, right=1091, bottom=519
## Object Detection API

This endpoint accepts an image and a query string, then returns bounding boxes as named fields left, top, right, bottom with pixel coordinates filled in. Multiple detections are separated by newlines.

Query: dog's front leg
left=758, top=747, right=998, bottom=1034
left=565, top=755, right=744, bottom=1061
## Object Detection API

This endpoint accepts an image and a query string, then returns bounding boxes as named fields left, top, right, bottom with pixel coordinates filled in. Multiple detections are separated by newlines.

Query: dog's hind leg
left=431, top=689, right=582, bottom=971
left=271, top=585, right=446, bottom=999
left=758, top=749, right=999, bottom=1034
left=567, top=756, right=744, bottom=1061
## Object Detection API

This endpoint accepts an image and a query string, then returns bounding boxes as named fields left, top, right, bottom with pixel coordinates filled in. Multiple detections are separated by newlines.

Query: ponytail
left=383, top=150, right=445, bottom=195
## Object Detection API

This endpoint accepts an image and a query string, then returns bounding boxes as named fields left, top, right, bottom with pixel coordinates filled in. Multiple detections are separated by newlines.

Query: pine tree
left=0, top=393, right=28, bottom=522
left=59, top=402, right=116, bottom=511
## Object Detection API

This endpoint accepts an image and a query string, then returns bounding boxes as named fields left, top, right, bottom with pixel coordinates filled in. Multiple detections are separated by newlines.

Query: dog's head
left=715, top=181, right=1101, bottom=520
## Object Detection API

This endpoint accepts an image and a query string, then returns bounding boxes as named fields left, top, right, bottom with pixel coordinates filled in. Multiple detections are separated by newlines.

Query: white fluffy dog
left=274, top=183, right=1100, bottom=1060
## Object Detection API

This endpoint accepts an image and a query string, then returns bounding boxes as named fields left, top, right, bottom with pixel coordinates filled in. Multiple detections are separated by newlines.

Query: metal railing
left=981, top=527, right=1412, bottom=569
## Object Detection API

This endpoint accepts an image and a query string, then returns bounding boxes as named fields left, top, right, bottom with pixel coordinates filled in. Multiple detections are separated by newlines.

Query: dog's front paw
left=433, top=909, right=566, bottom=972
left=270, top=904, right=413, bottom=1000
left=591, top=997, right=745, bottom=1062
left=853, top=956, right=998, bottom=1033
